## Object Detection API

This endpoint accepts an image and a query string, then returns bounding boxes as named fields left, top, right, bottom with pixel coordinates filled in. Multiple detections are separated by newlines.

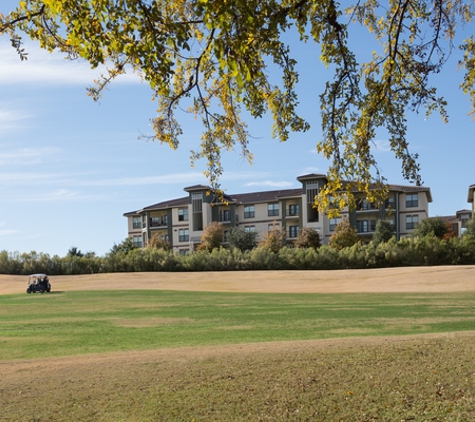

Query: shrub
left=226, top=227, right=258, bottom=252
left=259, top=227, right=286, bottom=253
left=412, top=217, right=451, bottom=240
left=294, top=227, right=321, bottom=249
left=197, top=222, right=225, bottom=252
left=372, top=220, right=394, bottom=245
left=329, top=219, right=360, bottom=251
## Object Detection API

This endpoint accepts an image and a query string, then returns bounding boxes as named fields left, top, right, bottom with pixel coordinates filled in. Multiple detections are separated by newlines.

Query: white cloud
left=4, top=188, right=117, bottom=203
left=0, top=147, right=61, bottom=165
left=0, top=229, right=18, bottom=236
left=0, top=108, right=31, bottom=132
left=0, top=41, right=141, bottom=86
left=0, top=171, right=67, bottom=185
left=0, top=170, right=205, bottom=189
left=84, top=172, right=207, bottom=187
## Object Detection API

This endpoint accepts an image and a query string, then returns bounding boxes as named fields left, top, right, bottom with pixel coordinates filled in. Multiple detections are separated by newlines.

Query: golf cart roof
left=29, top=273, right=47, bottom=277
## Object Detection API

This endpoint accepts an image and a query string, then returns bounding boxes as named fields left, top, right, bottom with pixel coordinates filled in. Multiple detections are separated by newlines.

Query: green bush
left=2, top=229, right=475, bottom=275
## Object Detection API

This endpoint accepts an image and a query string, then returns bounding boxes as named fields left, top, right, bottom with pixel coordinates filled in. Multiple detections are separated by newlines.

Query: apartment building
left=124, top=173, right=432, bottom=253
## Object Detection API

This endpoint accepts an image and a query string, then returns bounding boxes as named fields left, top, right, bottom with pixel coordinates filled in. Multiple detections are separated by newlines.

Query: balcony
left=286, top=205, right=300, bottom=218
left=218, top=211, right=231, bottom=222
left=150, top=217, right=168, bottom=228
left=356, top=199, right=379, bottom=213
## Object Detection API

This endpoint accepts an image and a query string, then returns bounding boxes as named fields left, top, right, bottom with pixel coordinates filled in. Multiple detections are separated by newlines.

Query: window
left=244, top=205, right=255, bottom=218
left=406, top=215, right=419, bottom=230
left=406, top=193, right=418, bottom=208
left=178, top=208, right=189, bottom=221
left=220, top=209, right=230, bottom=222
left=133, top=235, right=143, bottom=248
left=288, top=204, right=299, bottom=216
left=192, top=193, right=203, bottom=213
left=306, top=182, right=318, bottom=204
left=178, top=229, right=189, bottom=242
left=329, top=217, right=341, bottom=231
left=288, top=225, right=299, bottom=238
left=268, top=223, right=279, bottom=232
left=357, top=220, right=376, bottom=233
left=385, top=196, right=395, bottom=209
left=132, top=217, right=141, bottom=229
left=268, top=203, right=279, bottom=217
left=357, top=199, right=377, bottom=211
left=244, top=225, right=256, bottom=232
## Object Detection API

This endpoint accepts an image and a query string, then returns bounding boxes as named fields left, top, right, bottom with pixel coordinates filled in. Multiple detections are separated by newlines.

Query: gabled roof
left=296, top=173, right=327, bottom=182
left=183, top=184, right=210, bottom=192
left=124, top=196, right=189, bottom=215
left=340, top=181, right=433, bottom=202
left=229, top=188, right=301, bottom=204
left=386, top=184, right=433, bottom=202
left=142, top=196, right=189, bottom=211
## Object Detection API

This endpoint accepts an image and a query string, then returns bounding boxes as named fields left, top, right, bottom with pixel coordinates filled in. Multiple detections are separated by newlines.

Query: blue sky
left=1, top=5, right=474, bottom=256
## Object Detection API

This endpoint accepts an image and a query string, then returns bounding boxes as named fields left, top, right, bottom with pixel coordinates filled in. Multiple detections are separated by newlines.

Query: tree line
left=1, top=217, right=475, bottom=275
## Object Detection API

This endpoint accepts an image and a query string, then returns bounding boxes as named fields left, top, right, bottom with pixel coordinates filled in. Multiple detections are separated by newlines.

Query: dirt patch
left=2, top=265, right=475, bottom=295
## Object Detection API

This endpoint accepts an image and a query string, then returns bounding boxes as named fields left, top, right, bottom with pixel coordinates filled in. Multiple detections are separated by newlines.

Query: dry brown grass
left=2, top=265, right=475, bottom=295
left=2, top=266, right=475, bottom=421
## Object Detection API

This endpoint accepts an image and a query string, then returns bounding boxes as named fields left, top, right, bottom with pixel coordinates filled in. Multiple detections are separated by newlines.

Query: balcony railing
left=150, top=221, right=168, bottom=228
left=286, top=208, right=300, bottom=217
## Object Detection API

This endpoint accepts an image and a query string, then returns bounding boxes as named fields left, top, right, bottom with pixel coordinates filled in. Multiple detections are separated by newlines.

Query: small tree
left=148, top=233, right=171, bottom=251
left=109, top=237, right=138, bottom=255
left=464, top=217, right=475, bottom=237
left=67, top=246, right=83, bottom=257
left=412, top=217, right=449, bottom=240
left=259, top=227, right=286, bottom=253
left=329, top=219, right=360, bottom=251
left=197, top=222, right=224, bottom=252
left=294, top=227, right=321, bottom=249
left=372, top=220, right=394, bottom=245
left=226, top=227, right=258, bottom=252
left=442, top=222, right=457, bottom=240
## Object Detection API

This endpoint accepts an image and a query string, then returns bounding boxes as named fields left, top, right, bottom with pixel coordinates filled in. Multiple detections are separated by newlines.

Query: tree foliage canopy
left=411, top=216, right=454, bottom=240
left=2, top=0, right=474, bottom=210
left=226, top=227, right=259, bottom=252
left=329, top=218, right=360, bottom=250
left=197, top=221, right=224, bottom=251
left=294, top=227, right=321, bottom=249
left=371, top=219, right=394, bottom=245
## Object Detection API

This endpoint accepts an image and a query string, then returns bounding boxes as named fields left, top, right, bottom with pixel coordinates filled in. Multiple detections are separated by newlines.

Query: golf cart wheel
left=39, top=289, right=45, bottom=294
left=26, top=288, right=31, bottom=294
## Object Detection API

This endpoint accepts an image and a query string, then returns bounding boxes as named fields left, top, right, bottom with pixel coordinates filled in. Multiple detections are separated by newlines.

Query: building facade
left=124, top=173, right=432, bottom=253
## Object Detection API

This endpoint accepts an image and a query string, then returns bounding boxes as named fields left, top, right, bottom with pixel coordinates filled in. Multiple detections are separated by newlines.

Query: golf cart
left=27, top=273, right=51, bottom=294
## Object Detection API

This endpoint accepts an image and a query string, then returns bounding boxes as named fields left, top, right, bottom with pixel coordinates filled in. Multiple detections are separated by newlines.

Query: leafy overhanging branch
left=1, top=0, right=475, bottom=212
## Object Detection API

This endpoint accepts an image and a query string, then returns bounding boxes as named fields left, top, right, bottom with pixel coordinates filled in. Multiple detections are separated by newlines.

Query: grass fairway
left=2, top=267, right=475, bottom=421
left=2, top=290, right=475, bottom=361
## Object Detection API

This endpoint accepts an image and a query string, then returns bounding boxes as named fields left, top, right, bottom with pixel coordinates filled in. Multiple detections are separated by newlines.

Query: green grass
left=2, top=289, right=475, bottom=360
